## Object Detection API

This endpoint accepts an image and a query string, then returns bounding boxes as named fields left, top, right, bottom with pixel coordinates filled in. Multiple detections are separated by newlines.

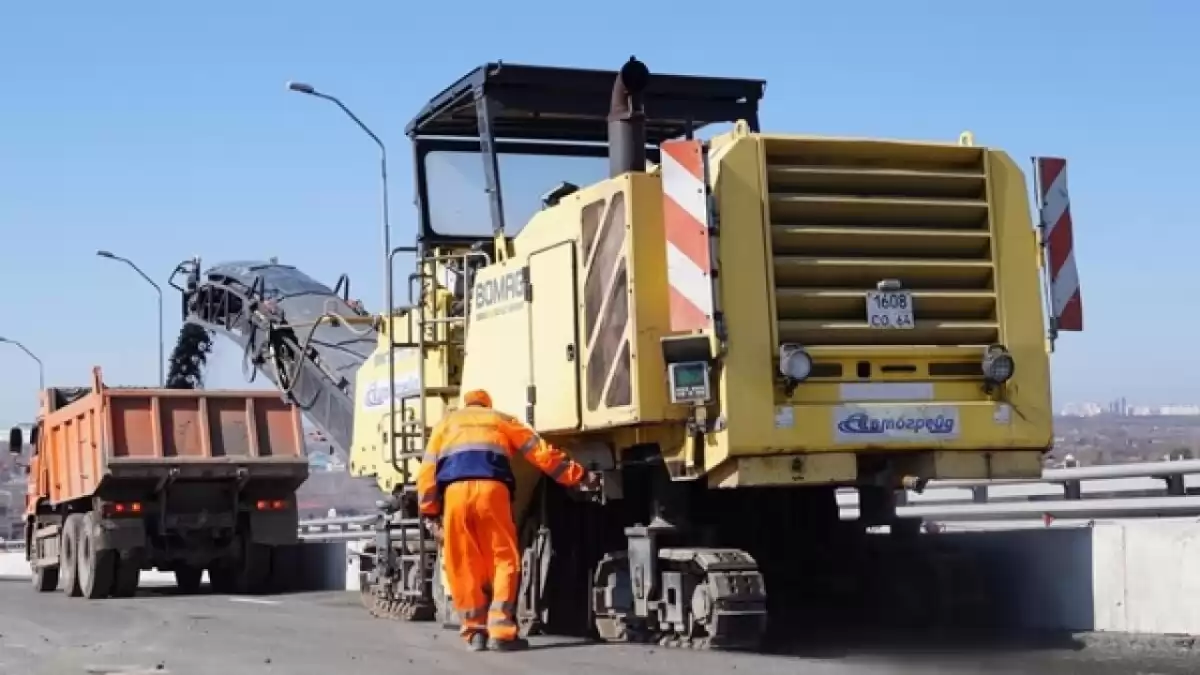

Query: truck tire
left=207, top=560, right=237, bottom=594
left=174, top=564, right=203, bottom=594
left=78, top=512, right=116, bottom=600
left=238, top=543, right=272, bottom=595
left=60, top=514, right=84, bottom=598
left=207, top=542, right=271, bottom=594
left=268, top=545, right=300, bottom=593
left=110, top=551, right=142, bottom=598
left=30, top=561, right=59, bottom=593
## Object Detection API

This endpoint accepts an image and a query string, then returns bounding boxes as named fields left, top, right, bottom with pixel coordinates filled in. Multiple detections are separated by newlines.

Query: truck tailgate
left=43, top=369, right=308, bottom=505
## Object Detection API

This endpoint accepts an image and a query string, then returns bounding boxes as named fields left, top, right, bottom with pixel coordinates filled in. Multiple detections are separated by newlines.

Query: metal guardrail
left=296, top=459, right=1200, bottom=541
left=837, top=458, right=1200, bottom=520
left=3, top=460, right=1196, bottom=550
left=298, top=515, right=375, bottom=541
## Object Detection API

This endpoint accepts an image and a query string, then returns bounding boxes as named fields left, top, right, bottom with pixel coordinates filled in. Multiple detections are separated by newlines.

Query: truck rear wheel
left=78, top=512, right=116, bottom=599
left=60, top=514, right=83, bottom=597
left=240, top=543, right=272, bottom=594
left=268, top=546, right=300, bottom=593
left=174, top=564, right=204, bottom=594
left=207, top=560, right=237, bottom=594
left=206, top=542, right=271, bottom=594
left=31, top=562, right=59, bottom=592
left=110, top=551, right=142, bottom=598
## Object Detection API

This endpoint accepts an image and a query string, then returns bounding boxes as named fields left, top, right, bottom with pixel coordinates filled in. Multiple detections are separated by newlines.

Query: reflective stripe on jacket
left=415, top=405, right=586, bottom=517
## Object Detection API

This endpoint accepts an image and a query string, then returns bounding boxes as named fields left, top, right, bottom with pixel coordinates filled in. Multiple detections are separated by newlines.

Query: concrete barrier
left=0, top=542, right=352, bottom=593
left=273, top=541, right=351, bottom=592
left=1092, top=520, right=1200, bottom=634
left=925, top=518, right=1200, bottom=635
left=0, top=551, right=179, bottom=585
left=3, top=523, right=1199, bottom=636
left=345, top=540, right=363, bottom=592
left=939, top=527, right=1096, bottom=632
left=0, top=550, right=29, bottom=577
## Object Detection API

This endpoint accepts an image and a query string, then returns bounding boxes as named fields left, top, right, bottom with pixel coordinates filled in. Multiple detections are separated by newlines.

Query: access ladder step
left=389, top=422, right=433, bottom=434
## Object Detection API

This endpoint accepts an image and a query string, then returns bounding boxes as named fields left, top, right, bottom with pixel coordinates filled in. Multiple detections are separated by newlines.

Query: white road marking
left=82, top=662, right=170, bottom=667
left=227, top=597, right=281, bottom=606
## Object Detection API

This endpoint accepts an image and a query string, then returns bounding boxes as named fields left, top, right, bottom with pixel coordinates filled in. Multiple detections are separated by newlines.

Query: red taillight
left=255, top=499, right=289, bottom=511
left=104, top=501, right=143, bottom=517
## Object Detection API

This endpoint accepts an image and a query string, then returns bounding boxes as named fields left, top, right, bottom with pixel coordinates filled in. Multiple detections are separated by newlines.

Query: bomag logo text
left=473, top=267, right=527, bottom=320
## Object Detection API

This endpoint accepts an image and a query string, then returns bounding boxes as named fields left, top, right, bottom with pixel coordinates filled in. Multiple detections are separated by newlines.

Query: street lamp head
left=96, top=250, right=115, bottom=259
left=287, top=81, right=317, bottom=95
left=0, top=336, right=8, bottom=343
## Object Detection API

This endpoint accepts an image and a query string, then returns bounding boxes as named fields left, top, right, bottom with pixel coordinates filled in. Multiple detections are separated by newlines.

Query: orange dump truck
left=7, top=367, right=309, bottom=599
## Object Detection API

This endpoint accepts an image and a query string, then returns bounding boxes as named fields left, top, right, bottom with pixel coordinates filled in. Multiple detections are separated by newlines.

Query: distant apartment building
left=1059, top=402, right=1105, bottom=417
left=1059, top=401, right=1200, bottom=417
left=1156, top=404, right=1200, bottom=416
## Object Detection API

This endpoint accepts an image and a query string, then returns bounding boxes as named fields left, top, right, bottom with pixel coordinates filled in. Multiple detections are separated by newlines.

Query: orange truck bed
left=33, top=367, right=308, bottom=507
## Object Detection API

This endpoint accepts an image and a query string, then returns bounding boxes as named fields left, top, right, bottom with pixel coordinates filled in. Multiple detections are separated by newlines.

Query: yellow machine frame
left=345, top=56, right=1082, bottom=648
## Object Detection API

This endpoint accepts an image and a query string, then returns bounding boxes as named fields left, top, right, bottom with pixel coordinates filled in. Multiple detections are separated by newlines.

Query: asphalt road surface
left=0, top=578, right=1197, bottom=675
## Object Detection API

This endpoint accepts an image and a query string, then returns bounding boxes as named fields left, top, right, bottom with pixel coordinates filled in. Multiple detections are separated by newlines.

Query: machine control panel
left=667, top=361, right=711, bottom=405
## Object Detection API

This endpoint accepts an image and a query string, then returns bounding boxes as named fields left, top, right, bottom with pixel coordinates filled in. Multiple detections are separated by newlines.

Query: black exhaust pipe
left=608, top=56, right=650, bottom=178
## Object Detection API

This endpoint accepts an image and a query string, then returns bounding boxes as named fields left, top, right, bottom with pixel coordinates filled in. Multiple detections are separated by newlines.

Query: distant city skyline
left=1058, top=398, right=1200, bottom=418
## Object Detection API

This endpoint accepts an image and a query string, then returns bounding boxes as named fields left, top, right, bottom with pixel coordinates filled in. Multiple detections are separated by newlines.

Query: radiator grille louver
left=764, top=138, right=999, bottom=348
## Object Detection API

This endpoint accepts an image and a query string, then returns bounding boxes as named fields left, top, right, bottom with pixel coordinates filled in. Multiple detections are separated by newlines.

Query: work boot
left=487, top=637, right=529, bottom=652
left=466, top=632, right=488, bottom=652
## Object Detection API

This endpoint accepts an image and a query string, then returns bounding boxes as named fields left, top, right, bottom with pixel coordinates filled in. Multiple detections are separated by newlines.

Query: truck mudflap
left=249, top=505, right=300, bottom=546
left=592, top=547, right=768, bottom=650
left=92, top=517, right=146, bottom=553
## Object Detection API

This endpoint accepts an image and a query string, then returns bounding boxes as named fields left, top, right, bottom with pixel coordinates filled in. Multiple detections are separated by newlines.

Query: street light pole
left=96, top=251, right=165, bottom=386
left=285, top=81, right=390, bottom=307
left=286, top=81, right=410, bottom=541
left=0, top=336, right=45, bottom=390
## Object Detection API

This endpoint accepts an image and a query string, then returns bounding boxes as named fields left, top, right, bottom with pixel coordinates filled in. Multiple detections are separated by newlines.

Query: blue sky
left=0, top=1, right=1196, bottom=424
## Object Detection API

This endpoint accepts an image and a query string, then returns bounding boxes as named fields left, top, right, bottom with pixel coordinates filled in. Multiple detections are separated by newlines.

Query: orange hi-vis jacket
left=416, top=405, right=586, bottom=518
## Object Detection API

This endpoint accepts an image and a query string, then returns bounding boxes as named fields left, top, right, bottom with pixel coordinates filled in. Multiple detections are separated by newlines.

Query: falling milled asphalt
left=0, top=578, right=1196, bottom=675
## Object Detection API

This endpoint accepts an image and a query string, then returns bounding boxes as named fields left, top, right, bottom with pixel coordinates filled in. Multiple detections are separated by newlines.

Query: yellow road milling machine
left=177, top=56, right=1084, bottom=649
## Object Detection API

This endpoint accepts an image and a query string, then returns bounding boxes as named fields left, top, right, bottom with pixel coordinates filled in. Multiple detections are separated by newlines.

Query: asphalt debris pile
left=165, top=324, right=214, bottom=390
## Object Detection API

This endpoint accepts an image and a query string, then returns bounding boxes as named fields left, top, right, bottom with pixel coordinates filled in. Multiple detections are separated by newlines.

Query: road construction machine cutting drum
left=178, top=56, right=1084, bottom=649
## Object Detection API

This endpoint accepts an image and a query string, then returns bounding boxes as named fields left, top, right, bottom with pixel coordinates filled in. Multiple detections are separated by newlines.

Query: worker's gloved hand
left=425, top=517, right=444, bottom=543
left=577, top=470, right=603, bottom=493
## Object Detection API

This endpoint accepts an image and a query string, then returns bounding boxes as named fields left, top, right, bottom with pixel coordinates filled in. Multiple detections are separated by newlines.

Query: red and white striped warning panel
left=660, top=139, right=715, bottom=332
left=1036, top=157, right=1084, bottom=332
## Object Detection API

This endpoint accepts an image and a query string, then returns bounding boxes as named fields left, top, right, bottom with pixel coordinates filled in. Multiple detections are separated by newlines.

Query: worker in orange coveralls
left=416, top=388, right=598, bottom=652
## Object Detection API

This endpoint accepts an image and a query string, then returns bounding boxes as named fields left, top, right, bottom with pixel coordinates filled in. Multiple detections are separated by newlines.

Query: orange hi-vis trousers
left=442, top=479, right=521, bottom=642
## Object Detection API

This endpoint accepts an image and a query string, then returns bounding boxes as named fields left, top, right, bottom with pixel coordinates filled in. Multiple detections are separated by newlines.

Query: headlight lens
left=779, top=344, right=813, bottom=381
left=981, top=345, right=1015, bottom=383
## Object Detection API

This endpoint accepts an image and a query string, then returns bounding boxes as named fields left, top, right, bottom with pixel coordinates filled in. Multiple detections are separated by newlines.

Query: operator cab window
left=424, top=150, right=608, bottom=239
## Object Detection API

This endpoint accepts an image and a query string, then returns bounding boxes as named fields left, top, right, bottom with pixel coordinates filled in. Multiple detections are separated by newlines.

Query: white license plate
left=866, top=290, right=914, bottom=329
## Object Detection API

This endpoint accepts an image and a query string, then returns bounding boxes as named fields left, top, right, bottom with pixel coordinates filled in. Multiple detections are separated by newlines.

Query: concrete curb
left=1077, top=631, right=1200, bottom=655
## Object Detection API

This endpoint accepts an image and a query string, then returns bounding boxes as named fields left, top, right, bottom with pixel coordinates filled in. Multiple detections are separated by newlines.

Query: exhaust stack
left=608, top=56, right=650, bottom=178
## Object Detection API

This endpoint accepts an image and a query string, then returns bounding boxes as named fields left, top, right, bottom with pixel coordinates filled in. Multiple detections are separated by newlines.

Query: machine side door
left=526, top=242, right=582, bottom=432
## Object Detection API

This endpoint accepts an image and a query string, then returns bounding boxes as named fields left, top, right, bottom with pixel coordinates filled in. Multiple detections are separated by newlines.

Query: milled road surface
left=0, top=578, right=1197, bottom=675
